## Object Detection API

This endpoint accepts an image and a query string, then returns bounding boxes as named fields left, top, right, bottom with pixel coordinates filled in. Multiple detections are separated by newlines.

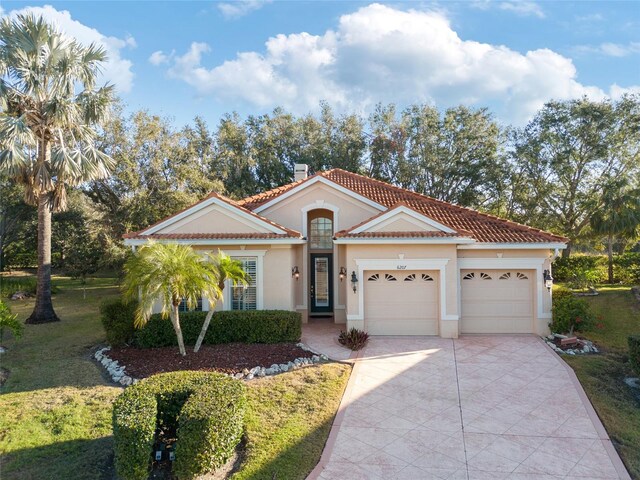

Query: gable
left=366, top=212, right=441, bottom=233
left=156, top=203, right=272, bottom=235
left=258, top=181, right=382, bottom=233
left=350, top=205, right=457, bottom=235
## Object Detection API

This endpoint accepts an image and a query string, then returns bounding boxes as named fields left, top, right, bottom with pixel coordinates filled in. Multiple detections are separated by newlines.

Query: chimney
left=294, top=164, right=309, bottom=182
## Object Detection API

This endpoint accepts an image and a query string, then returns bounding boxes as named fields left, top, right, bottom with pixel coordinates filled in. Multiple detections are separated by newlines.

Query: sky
left=1, top=0, right=639, bottom=128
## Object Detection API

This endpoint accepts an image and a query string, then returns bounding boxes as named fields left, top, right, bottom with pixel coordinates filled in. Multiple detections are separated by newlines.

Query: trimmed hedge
left=112, top=371, right=246, bottom=480
left=132, top=310, right=301, bottom=348
left=552, top=253, right=640, bottom=285
left=550, top=287, right=594, bottom=334
left=629, top=335, right=640, bottom=376
left=100, top=298, right=138, bottom=347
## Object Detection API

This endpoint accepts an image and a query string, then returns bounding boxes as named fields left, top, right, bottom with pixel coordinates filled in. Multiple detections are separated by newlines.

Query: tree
left=0, top=177, right=35, bottom=271
left=590, top=179, right=640, bottom=283
left=193, top=252, right=250, bottom=353
left=511, top=96, right=640, bottom=255
left=122, top=242, right=221, bottom=356
left=0, top=14, right=115, bottom=323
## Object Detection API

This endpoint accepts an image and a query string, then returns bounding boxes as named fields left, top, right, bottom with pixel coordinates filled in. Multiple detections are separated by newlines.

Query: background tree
left=510, top=96, right=640, bottom=255
left=0, top=14, right=114, bottom=323
left=122, top=242, right=221, bottom=356
left=193, top=252, right=250, bottom=353
left=590, top=178, right=640, bottom=283
left=0, top=176, right=35, bottom=271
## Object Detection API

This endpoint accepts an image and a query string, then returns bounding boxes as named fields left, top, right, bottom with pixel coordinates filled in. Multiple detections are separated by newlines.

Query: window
left=178, top=298, right=202, bottom=312
left=480, top=272, right=492, bottom=280
left=232, top=257, right=257, bottom=310
left=404, top=274, right=416, bottom=282
left=310, top=217, right=333, bottom=249
left=384, top=274, right=397, bottom=281
left=463, top=272, right=475, bottom=280
left=368, top=273, right=380, bottom=282
left=517, top=272, right=529, bottom=280
left=499, top=272, right=511, bottom=280
left=421, top=274, right=434, bottom=282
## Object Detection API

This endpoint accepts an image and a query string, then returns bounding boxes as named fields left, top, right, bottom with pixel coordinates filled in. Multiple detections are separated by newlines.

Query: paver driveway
left=310, top=336, right=630, bottom=480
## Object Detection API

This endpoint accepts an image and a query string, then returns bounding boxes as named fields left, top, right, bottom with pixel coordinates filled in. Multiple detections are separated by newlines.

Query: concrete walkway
left=302, top=319, right=353, bottom=361
left=309, top=336, right=630, bottom=480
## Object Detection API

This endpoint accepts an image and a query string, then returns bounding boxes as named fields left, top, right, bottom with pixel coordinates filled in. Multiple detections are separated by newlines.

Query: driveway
left=309, top=336, right=630, bottom=480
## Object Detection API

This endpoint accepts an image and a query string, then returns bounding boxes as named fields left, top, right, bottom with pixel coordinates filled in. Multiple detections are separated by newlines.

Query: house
left=123, top=165, right=567, bottom=338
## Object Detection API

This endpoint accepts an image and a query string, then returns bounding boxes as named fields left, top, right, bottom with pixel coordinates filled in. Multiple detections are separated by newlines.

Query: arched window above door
left=310, top=217, right=333, bottom=249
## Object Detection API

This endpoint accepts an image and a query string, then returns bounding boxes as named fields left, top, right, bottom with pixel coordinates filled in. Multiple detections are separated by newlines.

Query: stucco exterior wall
left=258, top=183, right=381, bottom=234
left=158, top=205, right=270, bottom=234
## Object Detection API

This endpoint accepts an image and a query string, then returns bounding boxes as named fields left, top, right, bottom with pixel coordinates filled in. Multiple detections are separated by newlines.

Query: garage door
left=364, top=271, right=439, bottom=335
left=461, top=270, right=534, bottom=334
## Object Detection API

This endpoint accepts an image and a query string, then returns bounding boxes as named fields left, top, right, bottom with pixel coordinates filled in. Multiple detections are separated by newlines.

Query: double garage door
left=364, top=270, right=439, bottom=335
left=461, top=269, right=534, bottom=334
left=363, top=268, right=535, bottom=335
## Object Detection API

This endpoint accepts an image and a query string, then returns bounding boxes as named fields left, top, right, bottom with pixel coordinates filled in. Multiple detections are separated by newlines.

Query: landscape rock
left=10, top=291, right=30, bottom=300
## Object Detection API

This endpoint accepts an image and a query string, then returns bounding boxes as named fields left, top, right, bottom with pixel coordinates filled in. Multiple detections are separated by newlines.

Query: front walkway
left=309, top=336, right=630, bottom=480
left=301, top=319, right=353, bottom=361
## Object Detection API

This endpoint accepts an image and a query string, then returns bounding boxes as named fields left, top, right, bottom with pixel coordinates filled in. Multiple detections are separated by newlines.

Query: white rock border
left=542, top=333, right=599, bottom=356
left=93, top=343, right=328, bottom=387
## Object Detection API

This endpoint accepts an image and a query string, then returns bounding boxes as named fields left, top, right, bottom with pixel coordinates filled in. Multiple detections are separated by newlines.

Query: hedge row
left=112, top=371, right=246, bottom=480
left=100, top=298, right=302, bottom=348
left=552, top=253, right=640, bottom=285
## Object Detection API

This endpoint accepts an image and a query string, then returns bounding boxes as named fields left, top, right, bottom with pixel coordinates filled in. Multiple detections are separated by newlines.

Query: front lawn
left=562, top=285, right=640, bottom=479
left=0, top=274, right=350, bottom=479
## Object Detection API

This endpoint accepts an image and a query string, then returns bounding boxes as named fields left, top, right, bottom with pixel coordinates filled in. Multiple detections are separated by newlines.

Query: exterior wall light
left=351, top=271, right=358, bottom=293
left=339, top=267, right=347, bottom=281
left=292, top=266, right=300, bottom=280
left=543, top=269, right=553, bottom=291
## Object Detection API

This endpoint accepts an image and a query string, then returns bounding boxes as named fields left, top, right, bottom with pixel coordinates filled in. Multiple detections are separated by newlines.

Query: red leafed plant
left=338, top=328, right=370, bottom=351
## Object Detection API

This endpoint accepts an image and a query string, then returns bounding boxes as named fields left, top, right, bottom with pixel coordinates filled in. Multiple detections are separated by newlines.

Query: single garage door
left=364, top=270, right=439, bottom=335
left=461, top=269, right=534, bottom=334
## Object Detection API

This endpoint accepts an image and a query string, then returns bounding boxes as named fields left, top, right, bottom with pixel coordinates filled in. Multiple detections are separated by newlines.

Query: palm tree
left=194, top=252, right=250, bottom=353
left=590, top=180, right=640, bottom=283
left=0, top=14, right=114, bottom=323
left=122, top=242, right=222, bottom=356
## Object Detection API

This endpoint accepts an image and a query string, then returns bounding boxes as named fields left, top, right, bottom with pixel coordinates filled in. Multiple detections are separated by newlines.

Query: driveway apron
left=309, top=336, right=630, bottom=480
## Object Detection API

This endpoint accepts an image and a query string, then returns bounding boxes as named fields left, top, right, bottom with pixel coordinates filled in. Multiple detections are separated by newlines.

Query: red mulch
left=107, top=343, right=310, bottom=378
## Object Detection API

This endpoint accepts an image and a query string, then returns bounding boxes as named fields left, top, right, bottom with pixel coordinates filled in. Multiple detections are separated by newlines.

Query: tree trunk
left=26, top=193, right=60, bottom=324
left=170, top=305, right=187, bottom=356
left=562, top=243, right=572, bottom=258
left=194, top=308, right=215, bottom=353
left=607, top=235, right=614, bottom=284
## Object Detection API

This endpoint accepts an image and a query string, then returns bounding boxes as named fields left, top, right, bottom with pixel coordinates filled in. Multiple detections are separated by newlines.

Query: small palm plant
left=123, top=242, right=221, bottom=356
left=193, top=252, right=250, bottom=353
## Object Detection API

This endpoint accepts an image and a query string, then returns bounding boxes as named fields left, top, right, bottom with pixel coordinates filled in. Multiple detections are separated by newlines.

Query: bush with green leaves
left=629, top=335, right=640, bottom=376
left=552, top=256, right=606, bottom=287
left=613, top=253, right=640, bottom=285
left=100, top=298, right=138, bottom=347
left=550, top=287, right=594, bottom=334
left=112, top=371, right=246, bottom=480
left=0, top=276, right=36, bottom=298
left=338, top=328, right=369, bottom=350
left=132, top=310, right=301, bottom=348
left=0, top=300, right=23, bottom=343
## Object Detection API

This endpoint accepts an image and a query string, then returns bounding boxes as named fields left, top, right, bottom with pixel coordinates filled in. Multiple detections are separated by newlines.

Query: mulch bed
left=108, top=343, right=310, bottom=378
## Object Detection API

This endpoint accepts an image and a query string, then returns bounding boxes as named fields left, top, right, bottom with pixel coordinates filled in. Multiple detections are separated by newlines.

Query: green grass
left=0, top=274, right=351, bottom=480
left=562, top=285, right=640, bottom=479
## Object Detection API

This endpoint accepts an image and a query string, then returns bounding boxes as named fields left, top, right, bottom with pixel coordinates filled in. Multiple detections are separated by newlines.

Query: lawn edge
left=537, top=337, right=632, bottom=480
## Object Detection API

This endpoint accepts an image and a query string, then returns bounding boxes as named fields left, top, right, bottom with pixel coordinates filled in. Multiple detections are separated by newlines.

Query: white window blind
left=232, top=257, right=257, bottom=310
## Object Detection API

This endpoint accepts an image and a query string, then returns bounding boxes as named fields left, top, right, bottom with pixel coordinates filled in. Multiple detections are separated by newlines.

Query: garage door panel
left=365, top=270, right=439, bottom=335
left=461, top=269, right=533, bottom=334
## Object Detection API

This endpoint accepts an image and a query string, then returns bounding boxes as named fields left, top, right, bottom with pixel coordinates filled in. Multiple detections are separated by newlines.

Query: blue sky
left=2, top=1, right=639, bottom=127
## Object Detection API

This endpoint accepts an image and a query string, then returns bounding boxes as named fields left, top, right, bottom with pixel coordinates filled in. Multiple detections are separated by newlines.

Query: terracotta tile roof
left=335, top=231, right=463, bottom=239
left=123, top=233, right=300, bottom=240
left=123, top=191, right=302, bottom=240
left=239, top=169, right=568, bottom=244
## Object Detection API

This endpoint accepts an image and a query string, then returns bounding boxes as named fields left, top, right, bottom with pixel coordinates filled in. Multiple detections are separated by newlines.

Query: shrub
left=629, top=336, right=640, bottom=376
left=0, top=300, right=23, bottom=343
left=0, top=276, right=37, bottom=298
left=112, top=371, right=246, bottom=480
left=613, top=253, right=640, bottom=285
left=551, top=287, right=594, bottom=334
left=100, top=298, right=137, bottom=347
left=338, top=328, right=369, bottom=350
left=133, top=310, right=301, bottom=348
left=552, top=256, right=606, bottom=288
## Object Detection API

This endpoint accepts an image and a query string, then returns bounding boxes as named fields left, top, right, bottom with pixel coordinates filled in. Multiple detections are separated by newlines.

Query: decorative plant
left=551, top=288, right=594, bottom=335
left=338, top=328, right=369, bottom=351
left=0, top=300, right=23, bottom=343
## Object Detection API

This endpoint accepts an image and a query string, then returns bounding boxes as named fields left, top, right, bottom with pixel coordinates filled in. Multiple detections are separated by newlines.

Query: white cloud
left=575, top=41, right=640, bottom=57
left=499, top=1, right=545, bottom=18
left=149, top=50, right=171, bottom=66
left=155, top=3, right=635, bottom=124
left=5, top=5, right=135, bottom=92
left=217, top=0, right=270, bottom=20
